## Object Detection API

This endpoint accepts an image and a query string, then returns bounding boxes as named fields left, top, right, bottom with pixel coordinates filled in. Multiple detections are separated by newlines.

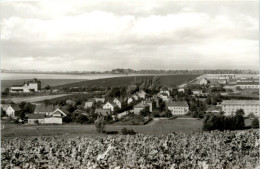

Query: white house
left=178, top=88, right=185, bottom=93
left=158, top=93, right=169, bottom=101
left=103, top=101, right=118, bottom=112
left=137, top=90, right=146, bottom=99
left=84, top=99, right=95, bottom=109
left=160, top=87, right=170, bottom=96
left=132, top=94, right=139, bottom=100
left=127, top=97, right=134, bottom=104
left=167, top=101, right=189, bottom=115
left=94, top=98, right=106, bottom=103
left=5, top=104, right=21, bottom=118
left=199, top=78, right=208, bottom=85
left=144, top=100, right=153, bottom=112
left=28, top=108, right=67, bottom=124
left=113, top=98, right=122, bottom=108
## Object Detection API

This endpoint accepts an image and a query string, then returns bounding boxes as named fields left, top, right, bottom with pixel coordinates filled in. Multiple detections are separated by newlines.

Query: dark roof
left=27, top=114, right=45, bottom=119
left=95, top=108, right=111, bottom=116
left=34, top=104, right=57, bottom=113
left=168, top=101, right=189, bottom=107
left=134, top=103, right=149, bottom=108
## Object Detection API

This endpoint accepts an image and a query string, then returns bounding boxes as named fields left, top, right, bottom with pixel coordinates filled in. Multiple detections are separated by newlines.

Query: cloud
left=0, top=0, right=258, bottom=71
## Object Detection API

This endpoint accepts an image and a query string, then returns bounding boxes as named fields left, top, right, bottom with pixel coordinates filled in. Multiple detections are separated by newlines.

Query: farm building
left=113, top=98, right=123, bottom=108
left=127, top=97, right=134, bottom=104
left=27, top=114, right=45, bottom=124
left=34, top=104, right=58, bottom=116
left=10, top=78, right=41, bottom=93
left=95, top=108, right=111, bottom=116
left=94, top=98, right=106, bottom=103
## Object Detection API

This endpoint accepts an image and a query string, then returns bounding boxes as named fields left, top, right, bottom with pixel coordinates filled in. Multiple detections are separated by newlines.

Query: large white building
left=10, top=78, right=41, bottom=93
left=167, top=101, right=189, bottom=115
left=221, top=100, right=260, bottom=117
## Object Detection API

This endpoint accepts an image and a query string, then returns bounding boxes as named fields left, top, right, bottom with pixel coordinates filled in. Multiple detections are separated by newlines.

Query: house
left=27, top=108, right=67, bottom=124
left=1, top=104, right=11, bottom=113
left=113, top=98, right=123, bottom=109
left=133, top=102, right=149, bottom=115
left=84, top=99, right=95, bottom=109
left=144, top=100, right=153, bottom=112
left=160, top=87, right=170, bottom=96
left=192, top=90, right=203, bottom=96
left=236, top=82, right=259, bottom=89
left=132, top=94, right=139, bottom=100
left=45, top=108, right=67, bottom=124
left=27, top=114, right=45, bottom=124
left=95, top=108, right=111, bottom=116
left=178, top=88, right=185, bottom=93
left=103, top=101, right=118, bottom=112
left=206, top=106, right=222, bottom=113
left=167, top=101, right=189, bottom=115
left=127, top=97, right=134, bottom=104
left=10, top=78, right=41, bottom=93
left=137, top=90, right=146, bottom=99
left=221, top=100, right=259, bottom=117
left=199, top=78, right=209, bottom=85
left=158, top=93, right=169, bottom=101
left=94, top=98, right=106, bottom=103
left=5, top=104, right=22, bottom=118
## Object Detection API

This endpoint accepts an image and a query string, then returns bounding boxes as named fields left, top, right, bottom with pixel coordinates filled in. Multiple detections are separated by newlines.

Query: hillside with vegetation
left=53, top=75, right=199, bottom=89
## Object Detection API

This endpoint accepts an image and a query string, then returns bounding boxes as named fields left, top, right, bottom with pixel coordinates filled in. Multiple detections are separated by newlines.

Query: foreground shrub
left=251, top=118, right=259, bottom=128
left=121, top=128, right=136, bottom=135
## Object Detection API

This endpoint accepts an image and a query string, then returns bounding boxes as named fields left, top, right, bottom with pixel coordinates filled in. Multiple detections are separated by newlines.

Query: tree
left=2, top=88, right=9, bottom=96
left=251, top=118, right=259, bottom=128
left=45, top=85, right=51, bottom=90
left=95, top=117, right=106, bottom=133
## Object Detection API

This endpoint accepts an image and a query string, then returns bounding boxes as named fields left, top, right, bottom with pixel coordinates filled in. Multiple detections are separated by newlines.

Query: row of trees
left=203, top=109, right=245, bottom=131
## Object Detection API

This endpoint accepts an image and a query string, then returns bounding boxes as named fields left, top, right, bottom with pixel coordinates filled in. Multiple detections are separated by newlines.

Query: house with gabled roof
left=127, top=97, right=134, bottom=104
left=103, top=101, right=118, bottom=112
left=5, top=104, right=22, bottom=118
left=113, top=98, right=123, bottom=109
left=137, top=90, right=146, bottom=99
left=84, top=99, right=95, bottom=109
left=27, top=114, right=45, bottom=124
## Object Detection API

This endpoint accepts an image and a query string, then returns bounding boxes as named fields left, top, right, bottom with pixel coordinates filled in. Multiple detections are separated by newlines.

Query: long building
left=10, top=78, right=41, bottom=93
left=221, top=100, right=259, bottom=117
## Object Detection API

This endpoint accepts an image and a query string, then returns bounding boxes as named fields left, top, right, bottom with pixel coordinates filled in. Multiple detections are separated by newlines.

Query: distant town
left=1, top=72, right=259, bottom=128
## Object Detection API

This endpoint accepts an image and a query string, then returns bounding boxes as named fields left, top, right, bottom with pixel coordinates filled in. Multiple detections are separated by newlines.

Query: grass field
left=1, top=79, right=86, bottom=91
left=2, top=94, right=72, bottom=103
left=53, top=75, right=199, bottom=88
left=1, top=118, right=203, bottom=139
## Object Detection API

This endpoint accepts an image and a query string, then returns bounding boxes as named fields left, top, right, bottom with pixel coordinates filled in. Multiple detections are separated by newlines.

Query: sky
left=0, top=0, right=259, bottom=71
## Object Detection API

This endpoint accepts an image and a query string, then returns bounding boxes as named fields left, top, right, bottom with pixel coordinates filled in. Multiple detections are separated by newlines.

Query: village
left=1, top=73, right=259, bottom=126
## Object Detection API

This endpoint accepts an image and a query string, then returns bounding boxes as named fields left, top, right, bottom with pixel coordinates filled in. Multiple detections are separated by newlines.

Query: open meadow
left=1, top=118, right=203, bottom=139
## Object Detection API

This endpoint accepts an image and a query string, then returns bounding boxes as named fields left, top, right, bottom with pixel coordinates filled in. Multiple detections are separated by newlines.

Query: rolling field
left=53, top=75, right=199, bottom=88
left=1, top=118, right=203, bottom=139
left=2, top=94, right=72, bottom=103
left=1, top=79, right=86, bottom=91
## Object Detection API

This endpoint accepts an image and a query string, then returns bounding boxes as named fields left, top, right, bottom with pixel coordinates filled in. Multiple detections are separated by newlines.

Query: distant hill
left=53, top=75, right=199, bottom=88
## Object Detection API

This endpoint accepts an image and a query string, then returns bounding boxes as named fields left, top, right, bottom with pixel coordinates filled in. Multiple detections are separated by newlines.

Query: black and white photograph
left=0, top=0, right=259, bottom=168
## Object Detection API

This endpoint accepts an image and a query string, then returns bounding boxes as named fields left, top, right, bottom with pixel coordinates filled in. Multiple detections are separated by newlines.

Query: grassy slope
left=53, top=75, right=199, bottom=88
